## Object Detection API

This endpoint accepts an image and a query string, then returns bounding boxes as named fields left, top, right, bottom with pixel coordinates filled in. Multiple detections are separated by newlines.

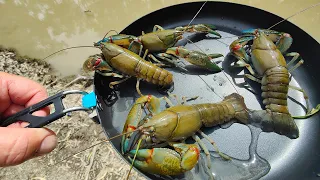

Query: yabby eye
left=93, top=58, right=102, bottom=67
left=232, top=44, right=241, bottom=51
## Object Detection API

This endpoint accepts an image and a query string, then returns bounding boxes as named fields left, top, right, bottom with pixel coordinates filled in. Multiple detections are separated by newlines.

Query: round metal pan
left=93, top=1, right=320, bottom=180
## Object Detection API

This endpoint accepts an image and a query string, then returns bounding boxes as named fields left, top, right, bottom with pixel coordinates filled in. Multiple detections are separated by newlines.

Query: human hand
left=0, top=72, right=57, bottom=167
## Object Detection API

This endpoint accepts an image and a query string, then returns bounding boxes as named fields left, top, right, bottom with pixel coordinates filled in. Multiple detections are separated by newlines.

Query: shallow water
left=0, top=0, right=319, bottom=76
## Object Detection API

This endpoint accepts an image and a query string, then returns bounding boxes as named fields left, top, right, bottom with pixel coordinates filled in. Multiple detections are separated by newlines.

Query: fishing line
left=180, top=1, right=233, bottom=100
left=187, top=1, right=207, bottom=27
left=204, top=3, right=320, bottom=41
left=42, top=46, right=97, bottom=61
left=268, top=2, right=320, bottom=30
left=52, top=129, right=140, bottom=166
left=102, top=29, right=119, bottom=39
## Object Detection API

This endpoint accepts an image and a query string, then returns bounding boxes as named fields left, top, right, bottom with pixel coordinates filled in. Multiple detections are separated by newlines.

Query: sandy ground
left=0, top=49, right=145, bottom=180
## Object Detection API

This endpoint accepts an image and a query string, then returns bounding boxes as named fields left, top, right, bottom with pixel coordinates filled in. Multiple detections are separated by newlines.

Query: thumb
left=0, top=126, right=57, bottom=167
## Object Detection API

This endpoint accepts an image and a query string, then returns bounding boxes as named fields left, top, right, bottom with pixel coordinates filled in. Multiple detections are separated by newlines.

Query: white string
left=268, top=2, right=320, bottom=30
left=187, top=1, right=208, bottom=27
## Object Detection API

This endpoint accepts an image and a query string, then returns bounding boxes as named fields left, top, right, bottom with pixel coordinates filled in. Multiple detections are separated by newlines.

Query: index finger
left=0, top=72, right=50, bottom=117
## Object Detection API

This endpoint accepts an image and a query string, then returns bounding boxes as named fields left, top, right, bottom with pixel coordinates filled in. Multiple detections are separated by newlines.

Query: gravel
left=0, top=49, right=145, bottom=180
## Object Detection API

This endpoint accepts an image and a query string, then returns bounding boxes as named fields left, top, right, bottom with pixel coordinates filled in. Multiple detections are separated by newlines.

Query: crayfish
left=94, top=24, right=224, bottom=72
left=229, top=29, right=320, bottom=138
left=120, top=92, right=301, bottom=178
left=83, top=42, right=173, bottom=96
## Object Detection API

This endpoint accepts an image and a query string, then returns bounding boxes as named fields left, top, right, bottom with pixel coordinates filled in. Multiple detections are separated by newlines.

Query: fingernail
left=38, top=135, right=57, bottom=155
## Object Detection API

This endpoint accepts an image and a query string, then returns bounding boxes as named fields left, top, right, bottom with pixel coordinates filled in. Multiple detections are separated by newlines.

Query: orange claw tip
left=181, top=145, right=200, bottom=171
left=128, top=125, right=137, bottom=131
left=190, top=146, right=200, bottom=157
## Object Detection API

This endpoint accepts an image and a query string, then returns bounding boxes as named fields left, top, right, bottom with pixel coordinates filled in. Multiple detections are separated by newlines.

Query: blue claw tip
left=242, top=29, right=257, bottom=34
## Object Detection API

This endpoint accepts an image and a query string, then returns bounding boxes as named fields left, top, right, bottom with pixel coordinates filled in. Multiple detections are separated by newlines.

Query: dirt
left=0, top=49, right=145, bottom=180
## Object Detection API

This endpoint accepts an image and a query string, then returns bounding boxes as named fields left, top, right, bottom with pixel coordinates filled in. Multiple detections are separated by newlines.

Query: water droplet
left=213, top=75, right=217, bottom=81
